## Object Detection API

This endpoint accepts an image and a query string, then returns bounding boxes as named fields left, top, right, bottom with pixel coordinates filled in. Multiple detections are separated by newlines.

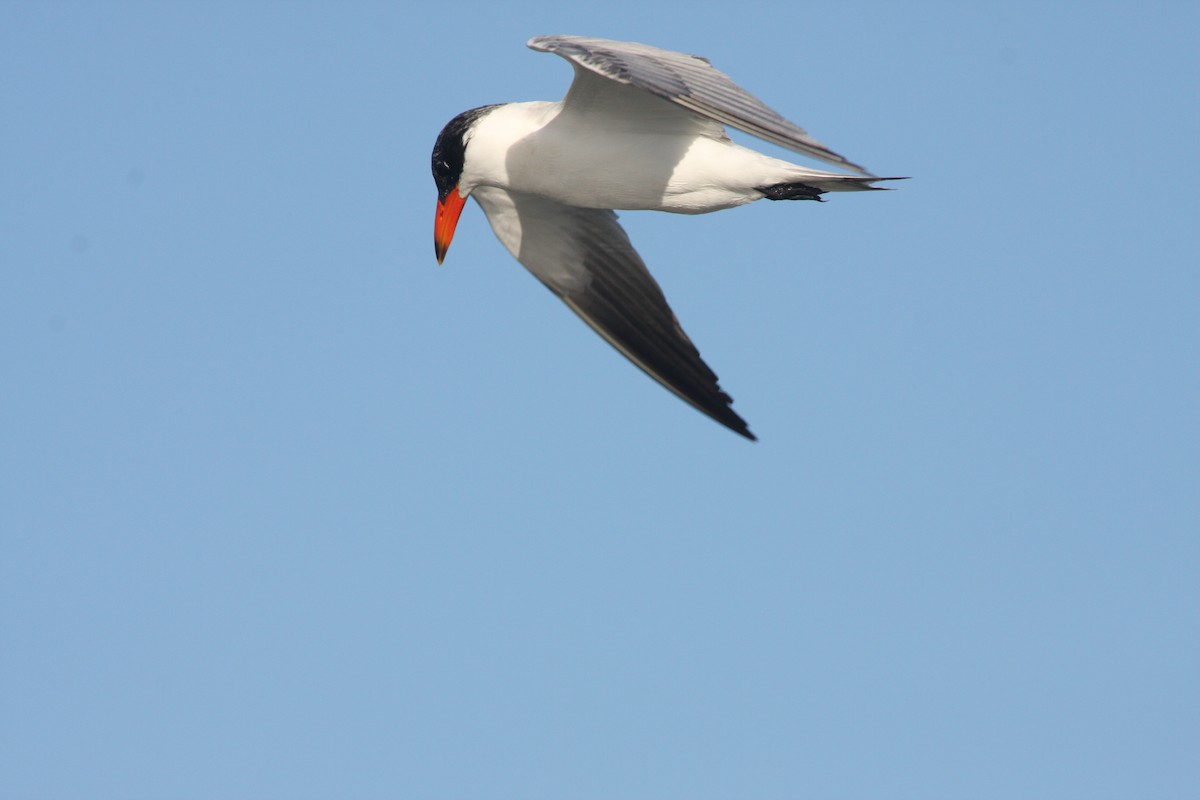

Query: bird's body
left=460, top=99, right=874, bottom=214
left=431, top=35, right=900, bottom=440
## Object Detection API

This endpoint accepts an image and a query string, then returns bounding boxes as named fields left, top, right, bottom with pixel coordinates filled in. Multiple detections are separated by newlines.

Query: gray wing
left=471, top=186, right=755, bottom=440
left=528, top=34, right=873, bottom=176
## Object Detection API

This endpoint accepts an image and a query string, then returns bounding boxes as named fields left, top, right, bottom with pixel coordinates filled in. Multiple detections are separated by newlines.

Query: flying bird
left=431, top=35, right=899, bottom=440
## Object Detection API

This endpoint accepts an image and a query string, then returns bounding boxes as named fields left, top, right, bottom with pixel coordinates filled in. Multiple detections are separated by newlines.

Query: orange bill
left=434, top=188, right=467, bottom=264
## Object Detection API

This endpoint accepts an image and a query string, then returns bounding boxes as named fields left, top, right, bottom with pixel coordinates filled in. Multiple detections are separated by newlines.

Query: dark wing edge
left=528, top=34, right=874, bottom=177
left=558, top=272, right=757, bottom=441
left=473, top=187, right=756, bottom=441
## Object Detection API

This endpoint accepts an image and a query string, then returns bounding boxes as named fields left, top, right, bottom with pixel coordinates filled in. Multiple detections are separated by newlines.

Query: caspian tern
left=432, top=35, right=899, bottom=440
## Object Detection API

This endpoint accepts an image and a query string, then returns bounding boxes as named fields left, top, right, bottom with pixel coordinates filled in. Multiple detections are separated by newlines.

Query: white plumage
left=431, top=35, right=900, bottom=439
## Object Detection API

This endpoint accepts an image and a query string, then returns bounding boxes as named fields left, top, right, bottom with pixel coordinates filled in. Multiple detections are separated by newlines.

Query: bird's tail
left=758, top=174, right=907, bottom=200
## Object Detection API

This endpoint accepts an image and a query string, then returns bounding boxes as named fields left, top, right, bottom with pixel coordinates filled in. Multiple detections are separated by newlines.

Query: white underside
left=457, top=91, right=869, bottom=215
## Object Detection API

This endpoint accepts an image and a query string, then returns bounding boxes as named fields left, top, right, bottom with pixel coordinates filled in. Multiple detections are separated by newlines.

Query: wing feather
left=529, top=34, right=873, bottom=176
left=471, top=186, right=755, bottom=440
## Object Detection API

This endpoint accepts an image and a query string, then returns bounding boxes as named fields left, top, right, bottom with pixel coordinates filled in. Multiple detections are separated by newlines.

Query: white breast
left=460, top=101, right=795, bottom=214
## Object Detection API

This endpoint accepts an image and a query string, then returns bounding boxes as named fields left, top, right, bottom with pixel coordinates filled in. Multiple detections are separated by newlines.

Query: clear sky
left=2, top=2, right=1197, bottom=798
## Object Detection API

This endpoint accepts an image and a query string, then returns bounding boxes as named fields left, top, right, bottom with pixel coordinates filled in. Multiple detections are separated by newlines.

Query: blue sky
left=2, top=2, right=1197, bottom=798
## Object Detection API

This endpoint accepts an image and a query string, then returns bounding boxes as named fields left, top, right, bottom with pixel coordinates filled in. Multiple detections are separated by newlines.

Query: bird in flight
left=431, top=35, right=899, bottom=440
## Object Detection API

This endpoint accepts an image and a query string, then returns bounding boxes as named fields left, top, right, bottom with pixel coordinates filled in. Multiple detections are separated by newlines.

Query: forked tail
left=757, top=175, right=907, bottom=200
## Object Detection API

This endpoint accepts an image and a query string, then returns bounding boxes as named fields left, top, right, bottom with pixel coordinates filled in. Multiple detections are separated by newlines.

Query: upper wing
left=529, top=34, right=873, bottom=176
left=471, top=185, right=755, bottom=440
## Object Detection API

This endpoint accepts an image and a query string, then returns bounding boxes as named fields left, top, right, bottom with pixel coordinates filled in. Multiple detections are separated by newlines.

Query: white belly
left=464, top=102, right=796, bottom=214
left=513, top=131, right=785, bottom=213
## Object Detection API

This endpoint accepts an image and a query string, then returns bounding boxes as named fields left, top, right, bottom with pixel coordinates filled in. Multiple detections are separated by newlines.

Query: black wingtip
left=711, top=408, right=756, bottom=441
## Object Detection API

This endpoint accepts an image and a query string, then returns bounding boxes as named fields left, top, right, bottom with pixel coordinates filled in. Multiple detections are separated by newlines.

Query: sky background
left=2, top=2, right=1197, bottom=798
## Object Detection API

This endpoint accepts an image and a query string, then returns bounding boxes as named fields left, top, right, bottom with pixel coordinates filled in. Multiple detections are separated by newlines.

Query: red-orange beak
left=434, top=187, right=467, bottom=264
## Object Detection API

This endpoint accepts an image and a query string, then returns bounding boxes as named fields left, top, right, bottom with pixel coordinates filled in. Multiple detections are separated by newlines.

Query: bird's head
left=431, top=105, right=498, bottom=264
